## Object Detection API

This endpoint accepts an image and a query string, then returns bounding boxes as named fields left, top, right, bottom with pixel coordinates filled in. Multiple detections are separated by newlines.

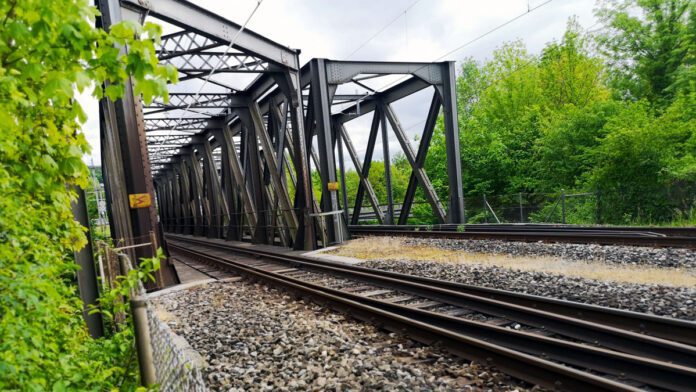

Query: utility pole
left=71, top=186, right=104, bottom=338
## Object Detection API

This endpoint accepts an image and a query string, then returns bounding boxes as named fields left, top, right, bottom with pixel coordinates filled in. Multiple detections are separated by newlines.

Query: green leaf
left=104, top=84, right=122, bottom=101
left=45, top=73, right=74, bottom=101
left=109, top=20, right=141, bottom=41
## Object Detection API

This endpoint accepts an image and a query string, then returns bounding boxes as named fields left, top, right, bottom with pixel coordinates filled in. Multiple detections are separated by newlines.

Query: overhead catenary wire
left=433, top=0, right=554, bottom=62
left=337, top=0, right=558, bottom=165
left=353, top=0, right=556, bottom=101
left=359, top=15, right=600, bottom=149
left=343, top=0, right=423, bottom=60
left=152, top=0, right=265, bottom=161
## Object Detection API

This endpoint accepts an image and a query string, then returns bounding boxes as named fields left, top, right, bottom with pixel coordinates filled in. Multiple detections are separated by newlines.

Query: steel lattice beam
left=147, top=93, right=232, bottom=109
left=120, top=0, right=300, bottom=70
left=144, top=117, right=210, bottom=131
left=163, top=53, right=270, bottom=74
left=147, top=135, right=193, bottom=145
left=157, top=30, right=220, bottom=60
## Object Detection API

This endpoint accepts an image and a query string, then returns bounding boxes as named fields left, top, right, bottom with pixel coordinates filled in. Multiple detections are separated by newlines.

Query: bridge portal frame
left=98, top=0, right=466, bottom=267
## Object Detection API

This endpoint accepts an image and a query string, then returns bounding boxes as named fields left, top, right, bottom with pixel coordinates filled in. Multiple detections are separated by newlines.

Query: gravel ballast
left=155, top=281, right=529, bottom=391
left=402, top=238, right=696, bottom=269
left=360, top=259, right=695, bottom=320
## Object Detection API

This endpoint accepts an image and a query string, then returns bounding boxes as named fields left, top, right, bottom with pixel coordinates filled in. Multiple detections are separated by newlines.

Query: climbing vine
left=0, top=0, right=175, bottom=389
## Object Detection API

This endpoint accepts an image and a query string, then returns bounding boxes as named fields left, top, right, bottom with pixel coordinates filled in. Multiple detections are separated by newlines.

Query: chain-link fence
left=464, top=191, right=598, bottom=224
left=146, top=301, right=208, bottom=392
left=110, top=250, right=208, bottom=392
left=351, top=191, right=600, bottom=225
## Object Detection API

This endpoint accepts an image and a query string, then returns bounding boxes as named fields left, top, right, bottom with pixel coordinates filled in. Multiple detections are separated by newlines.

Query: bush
left=0, top=0, right=174, bottom=389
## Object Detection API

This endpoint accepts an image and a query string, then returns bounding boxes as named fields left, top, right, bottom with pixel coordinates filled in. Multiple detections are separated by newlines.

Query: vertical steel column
left=160, top=174, right=172, bottom=232
left=166, top=167, right=176, bottom=233
left=153, top=181, right=163, bottom=228
left=194, top=145, right=212, bottom=235
left=216, top=129, right=242, bottom=241
left=201, top=136, right=226, bottom=238
left=99, top=94, right=133, bottom=249
left=186, top=149, right=206, bottom=236
left=71, top=187, right=104, bottom=338
left=335, top=121, right=349, bottom=221
left=276, top=70, right=317, bottom=250
left=240, top=120, right=268, bottom=244
left=176, top=159, right=192, bottom=235
left=440, top=61, right=465, bottom=223
left=277, top=102, right=326, bottom=247
left=154, top=180, right=167, bottom=231
left=158, top=176, right=169, bottom=231
left=379, top=103, right=394, bottom=225
left=168, top=169, right=179, bottom=232
left=169, top=168, right=182, bottom=233
left=310, top=59, right=342, bottom=243
left=97, top=0, right=177, bottom=286
left=269, top=100, right=292, bottom=243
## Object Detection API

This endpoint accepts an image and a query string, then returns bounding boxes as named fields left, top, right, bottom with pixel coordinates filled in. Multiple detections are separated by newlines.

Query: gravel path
left=360, top=259, right=695, bottom=320
left=403, top=238, right=696, bottom=269
left=155, top=281, right=529, bottom=391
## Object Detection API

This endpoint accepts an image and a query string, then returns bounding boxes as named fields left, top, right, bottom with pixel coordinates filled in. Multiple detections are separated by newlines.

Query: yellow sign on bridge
left=128, top=193, right=151, bottom=209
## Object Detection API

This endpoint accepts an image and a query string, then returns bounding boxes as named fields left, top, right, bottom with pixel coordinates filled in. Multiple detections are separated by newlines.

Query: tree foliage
left=0, top=0, right=175, bottom=389
left=415, top=9, right=695, bottom=225
left=596, top=0, right=695, bottom=105
left=449, top=22, right=610, bottom=198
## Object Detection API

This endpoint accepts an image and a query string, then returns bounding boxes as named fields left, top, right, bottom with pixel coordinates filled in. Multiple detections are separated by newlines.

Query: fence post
left=149, top=231, right=164, bottom=290
left=118, top=254, right=156, bottom=387
left=519, top=192, right=524, bottom=223
left=483, top=194, right=488, bottom=223
left=561, top=189, right=566, bottom=224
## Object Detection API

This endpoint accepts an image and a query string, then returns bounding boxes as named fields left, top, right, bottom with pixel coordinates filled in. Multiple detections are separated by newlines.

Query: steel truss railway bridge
left=96, top=0, right=466, bottom=286
left=85, top=4, right=696, bottom=390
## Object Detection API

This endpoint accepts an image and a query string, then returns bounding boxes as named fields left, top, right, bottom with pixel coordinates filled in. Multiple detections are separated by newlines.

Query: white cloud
left=80, top=0, right=598, bottom=165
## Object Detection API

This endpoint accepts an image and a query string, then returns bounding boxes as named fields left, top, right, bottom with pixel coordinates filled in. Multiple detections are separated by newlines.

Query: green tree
left=588, top=94, right=696, bottom=223
left=533, top=101, right=621, bottom=191
left=0, top=0, right=175, bottom=389
left=596, top=0, right=696, bottom=106
left=532, top=21, right=613, bottom=192
left=539, top=19, right=610, bottom=109
left=456, top=58, right=489, bottom=123
left=453, top=25, right=609, bottom=198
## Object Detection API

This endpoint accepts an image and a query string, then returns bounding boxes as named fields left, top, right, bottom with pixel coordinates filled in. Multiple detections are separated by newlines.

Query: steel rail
left=167, top=236, right=696, bottom=368
left=167, top=234, right=696, bottom=346
left=168, top=241, right=669, bottom=391
left=348, top=226, right=696, bottom=248
left=351, top=223, right=696, bottom=237
left=168, top=240, right=696, bottom=391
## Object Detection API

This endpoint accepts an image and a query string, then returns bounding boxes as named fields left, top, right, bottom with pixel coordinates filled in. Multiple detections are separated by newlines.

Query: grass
left=328, top=237, right=696, bottom=288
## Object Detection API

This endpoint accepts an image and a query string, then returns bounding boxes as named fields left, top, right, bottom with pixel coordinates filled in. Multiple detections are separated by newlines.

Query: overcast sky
left=80, top=0, right=598, bottom=166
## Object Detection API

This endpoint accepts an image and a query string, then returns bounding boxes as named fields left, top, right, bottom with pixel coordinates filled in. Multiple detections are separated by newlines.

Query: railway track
left=348, top=225, right=696, bottom=248
left=355, top=223, right=696, bottom=237
left=165, top=234, right=696, bottom=391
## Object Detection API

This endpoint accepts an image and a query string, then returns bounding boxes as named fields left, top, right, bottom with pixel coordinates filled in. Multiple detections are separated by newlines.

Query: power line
left=153, top=0, right=265, bottom=156
left=382, top=18, right=601, bottom=144
left=363, top=0, right=556, bottom=96
left=434, top=0, right=554, bottom=62
left=343, top=0, right=423, bottom=60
